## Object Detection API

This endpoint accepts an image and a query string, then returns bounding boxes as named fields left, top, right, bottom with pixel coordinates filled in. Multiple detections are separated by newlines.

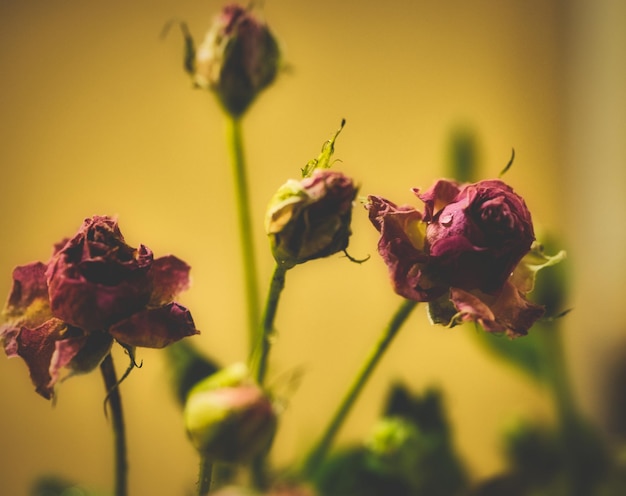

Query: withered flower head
left=368, top=179, right=564, bottom=337
left=266, top=169, right=357, bottom=269
left=0, top=216, right=199, bottom=399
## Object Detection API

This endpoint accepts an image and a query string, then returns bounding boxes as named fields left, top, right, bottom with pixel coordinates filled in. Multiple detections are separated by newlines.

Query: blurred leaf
left=472, top=234, right=569, bottom=384
left=446, top=127, right=480, bottom=183
left=30, top=476, right=107, bottom=496
left=315, top=384, right=467, bottom=496
left=473, top=328, right=546, bottom=382
left=163, top=340, right=219, bottom=407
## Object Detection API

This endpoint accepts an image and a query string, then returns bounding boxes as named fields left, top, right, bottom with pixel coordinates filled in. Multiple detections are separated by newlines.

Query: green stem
left=197, top=456, right=213, bottom=496
left=248, top=264, right=287, bottom=490
left=253, top=263, right=288, bottom=386
left=100, top=353, right=128, bottom=496
left=226, top=115, right=261, bottom=357
left=301, top=299, right=418, bottom=478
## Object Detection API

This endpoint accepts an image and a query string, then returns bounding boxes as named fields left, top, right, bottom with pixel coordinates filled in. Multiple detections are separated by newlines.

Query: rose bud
left=184, top=363, right=277, bottom=463
left=266, top=169, right=357, bottom=269
left=1, top=216, right=199, bottom=399
left=368, top=179, right=563, bottom=337
left=192, top=4, right=281, bottom=117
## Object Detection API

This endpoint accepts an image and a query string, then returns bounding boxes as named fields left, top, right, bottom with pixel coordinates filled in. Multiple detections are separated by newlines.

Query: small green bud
left=184, top=363, right=277, bottom=463
left=193, top=4, right=281, bottom=117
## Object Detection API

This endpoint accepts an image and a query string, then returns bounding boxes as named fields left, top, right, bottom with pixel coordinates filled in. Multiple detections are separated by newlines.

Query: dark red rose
left=368, top=179, right=560, bottom=337
left=0, top=216, right=199, bottom=399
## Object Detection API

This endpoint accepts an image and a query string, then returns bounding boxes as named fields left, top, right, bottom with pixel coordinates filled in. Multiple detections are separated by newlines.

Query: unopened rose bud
left=184, top=363, right=277, bottom=463
left=193, top=4, right=280, bottom=117
left=265, top=169, right=357, bottom=269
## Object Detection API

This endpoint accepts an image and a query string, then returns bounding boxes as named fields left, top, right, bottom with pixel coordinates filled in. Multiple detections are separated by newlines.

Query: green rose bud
left=192, top=4, right=281, bottom=117
left=184, top=363, right=277, bottom=463
left=265, top=169, right=357, bottom=269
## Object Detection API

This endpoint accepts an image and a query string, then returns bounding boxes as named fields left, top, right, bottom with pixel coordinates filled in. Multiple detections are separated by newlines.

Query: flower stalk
left=197, top=456, right=213, bottom=496
left=252, top=263, right=288, bottom=386
left=226, top=115, right=261, bottom=356
left=301, top=298, right=418, bottom=478
left=100, top=353, right=128, bottom=496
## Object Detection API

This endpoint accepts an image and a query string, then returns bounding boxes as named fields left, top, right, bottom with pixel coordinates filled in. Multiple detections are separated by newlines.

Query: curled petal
left=12, top=319, right=86, bottom=399
left=149, top=255, right=191, bottom=306
left=367, top=196, right=439, bottom=301
left=109, top=303, right=199, bottom=349
left=449, top=284, right=545, bottom=338
left=414, top=179, right=461, bottom=221
left=3, top=262, right=49, bottom=318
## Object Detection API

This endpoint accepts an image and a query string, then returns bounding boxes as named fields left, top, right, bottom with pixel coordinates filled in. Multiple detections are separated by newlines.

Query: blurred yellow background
left=1, top=0, right=624, bottom=494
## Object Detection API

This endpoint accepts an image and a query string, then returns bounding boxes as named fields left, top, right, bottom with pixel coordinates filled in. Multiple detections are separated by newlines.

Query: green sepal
left=301, top=119, right=346, bottom=177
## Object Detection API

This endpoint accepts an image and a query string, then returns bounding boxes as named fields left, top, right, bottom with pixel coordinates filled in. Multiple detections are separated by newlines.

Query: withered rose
left=368, top=179, right=562, bottom=337
left=266, top=169, right=357, bottom=269
left=192, top=4, right=281, bottom=116
left=0, top=216, right=199, bottom=399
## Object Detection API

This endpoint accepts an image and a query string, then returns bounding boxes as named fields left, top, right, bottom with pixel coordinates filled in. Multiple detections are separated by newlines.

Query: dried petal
left=149, top=255, right=191, bottom=306
left=108, top=302, right=199, bottom=348
left=366, top=196, right=437, bottom=301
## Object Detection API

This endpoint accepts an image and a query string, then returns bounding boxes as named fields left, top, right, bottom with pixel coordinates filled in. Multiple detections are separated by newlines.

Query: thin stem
left=248, top=264, right=287, bottom=490
left=197, top=456, right=213, bottom=496
left=100, top=353, right=128, bottom=496
left=226, top=115, right=261, bottom=357
left=253, top=263, right=288, bottom=386
left=301, top=299, right=418, bottom=478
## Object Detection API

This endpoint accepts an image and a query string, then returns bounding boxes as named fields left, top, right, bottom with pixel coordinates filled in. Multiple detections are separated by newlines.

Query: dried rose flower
left=0, top=216, right=199, bottom=399
left=192, top=4, right=281, bottom=117
left=266, top=169, right=357, bottom=269
left=368, top=179, right=564, bottom=337
left=184, top=363, right=277, bottom=463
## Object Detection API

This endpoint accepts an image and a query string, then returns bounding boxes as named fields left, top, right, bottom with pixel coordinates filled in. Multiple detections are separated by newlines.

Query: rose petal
left=415, top=179, right=462, bottom=221
left=488, top=282, right=546, bottom=338
left=149, top=255, right=191, bottom=306
left=449, top=287, right=505, bottom=332
left=47, top=275, right=151, bottom=331
left=109, top=303, right=199, bottom=349
left=450, top=283, right=545, bottom=338
left=3, top=262, right=49, bottom=318
left=13, top=318, right=86, bottom=399
left=367, top=196, right=439, bottom=301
